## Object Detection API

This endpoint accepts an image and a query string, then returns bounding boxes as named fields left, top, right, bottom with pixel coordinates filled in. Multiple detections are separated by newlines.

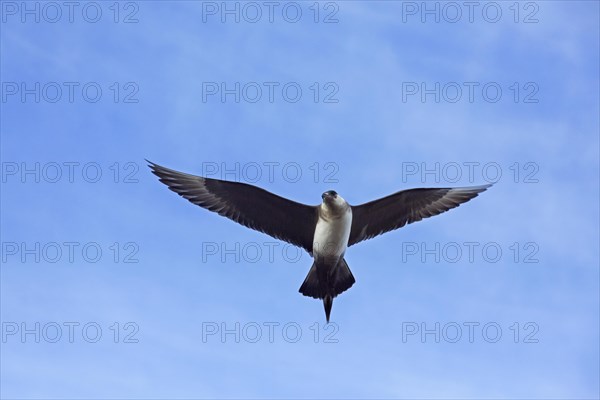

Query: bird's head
left=321, top=190, right=348, bottom=213
left=321, top=190, right=337, bottom=201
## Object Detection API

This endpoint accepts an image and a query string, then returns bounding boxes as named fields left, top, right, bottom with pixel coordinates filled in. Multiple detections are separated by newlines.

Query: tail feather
left=299, top=263, right=322, bottom=299
left=332, top=258, right=355, bottom=296
left=298, top=258, right=355, bottom=299
left=324, top=295, right=333, bottom=323
left=299, top=258, right=356, bottom=322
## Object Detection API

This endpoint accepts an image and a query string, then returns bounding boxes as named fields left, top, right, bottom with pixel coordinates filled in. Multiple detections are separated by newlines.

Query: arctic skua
left=148, top=161, right=491, bottom=322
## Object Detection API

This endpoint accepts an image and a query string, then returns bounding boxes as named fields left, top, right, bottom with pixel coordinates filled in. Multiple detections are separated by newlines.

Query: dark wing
left=148, top=161, right=319, bottom=253
left=348, top=185, right=491, bottom=246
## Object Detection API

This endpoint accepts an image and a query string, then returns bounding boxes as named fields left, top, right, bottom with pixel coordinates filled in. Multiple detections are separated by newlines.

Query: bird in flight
left=148, top=161, right=491, bottom=322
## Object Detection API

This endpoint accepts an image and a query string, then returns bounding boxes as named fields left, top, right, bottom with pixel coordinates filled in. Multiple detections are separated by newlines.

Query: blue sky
left=1, top=1, right=599, bottom=398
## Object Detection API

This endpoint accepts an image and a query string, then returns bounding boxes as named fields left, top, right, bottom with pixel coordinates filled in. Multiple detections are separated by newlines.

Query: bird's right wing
left=348, top=185, right=491, bottom=246
left=148, top=161, right=319, bottom=253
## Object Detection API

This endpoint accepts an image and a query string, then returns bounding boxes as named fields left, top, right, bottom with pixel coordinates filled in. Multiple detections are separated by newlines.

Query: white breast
left=313, top=208, right=352, bottom=261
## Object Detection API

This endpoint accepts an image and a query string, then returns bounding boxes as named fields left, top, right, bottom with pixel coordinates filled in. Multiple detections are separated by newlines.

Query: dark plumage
left=148, top=160, right=491, bottom=321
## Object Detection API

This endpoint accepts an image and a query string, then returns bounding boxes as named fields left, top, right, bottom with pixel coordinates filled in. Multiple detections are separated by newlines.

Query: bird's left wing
left=348, top=185, right=491, bottom=246
left=148, top=161, right=319, bottom=253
